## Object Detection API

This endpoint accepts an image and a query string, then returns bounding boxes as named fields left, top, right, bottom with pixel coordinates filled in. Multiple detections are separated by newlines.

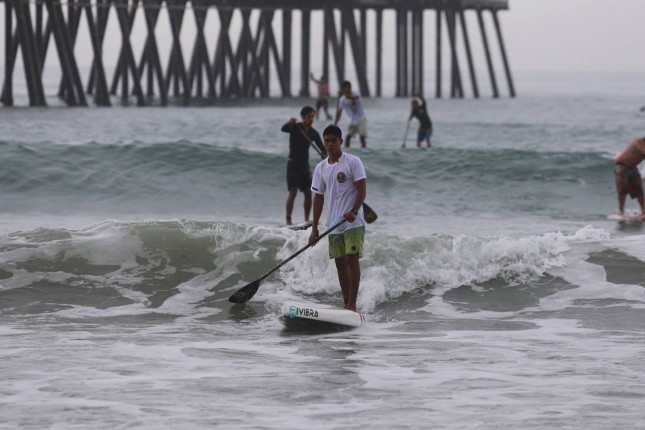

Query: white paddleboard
left=608, top=213, right=645, bottom=222
left=280, top=300, right=364, bottom=330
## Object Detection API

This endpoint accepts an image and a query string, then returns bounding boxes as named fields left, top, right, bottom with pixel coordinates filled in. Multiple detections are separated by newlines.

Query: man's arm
left=345, top=179, right=366, bottom=222
left=281, top=117, right=297, bottom=133
left=343, top=91, right=359, bottom=101
left=354, top=178, right=367, bottom=209
left=308, top=193, right=325, bottom=245
left=334, top=101, right=343, bottom=125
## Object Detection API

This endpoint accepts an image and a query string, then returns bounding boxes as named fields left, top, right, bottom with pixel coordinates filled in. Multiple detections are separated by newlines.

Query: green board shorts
left=328, top=227, right=365, bottom=259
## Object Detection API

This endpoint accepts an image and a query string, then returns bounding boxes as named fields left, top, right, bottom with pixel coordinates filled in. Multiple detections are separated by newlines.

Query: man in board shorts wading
left=614, top=137, right=645, bottom=215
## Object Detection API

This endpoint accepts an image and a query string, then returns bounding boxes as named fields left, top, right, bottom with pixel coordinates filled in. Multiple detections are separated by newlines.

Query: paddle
left=228, top=219, right=347, bottom=304
left=299, top=125, right=326, bottom=160
left=401, top=119, right=411, bottom=148
left=300, top=126, right=378, bottom=224
left=362, top=202, right=378, bottom=223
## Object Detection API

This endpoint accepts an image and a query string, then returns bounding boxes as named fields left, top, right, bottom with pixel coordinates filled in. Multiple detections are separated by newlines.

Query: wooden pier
left=0, top=0, right=515, bottom=107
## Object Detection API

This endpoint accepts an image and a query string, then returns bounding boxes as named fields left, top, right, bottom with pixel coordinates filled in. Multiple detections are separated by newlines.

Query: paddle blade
left=362, top=203, right=378, bottom=224
left=228, top=280, right=261, bottom=304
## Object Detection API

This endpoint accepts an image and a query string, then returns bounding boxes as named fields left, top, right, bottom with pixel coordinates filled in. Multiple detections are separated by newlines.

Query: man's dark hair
left=300, top=106, right=315, bottom=118
left=340, top=81, right=351, bottom=89
left=323, top=125, right=343, bottom=139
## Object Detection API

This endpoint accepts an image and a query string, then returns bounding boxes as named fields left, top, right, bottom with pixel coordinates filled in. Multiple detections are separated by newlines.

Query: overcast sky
left=502, top=0, right=645, bottom=73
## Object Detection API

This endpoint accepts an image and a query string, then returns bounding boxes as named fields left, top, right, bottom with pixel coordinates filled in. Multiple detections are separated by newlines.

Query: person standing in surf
left=281, top=106, right=327, bottom=226
left=614, top=137, right=645, bottom=215
left=308, top=125, right=367, bottom=312
left=335, top=81, right=368, bottom=148
left=409, top=94, right=433, bottom=148
left=310, top=73, right=332, bottom=120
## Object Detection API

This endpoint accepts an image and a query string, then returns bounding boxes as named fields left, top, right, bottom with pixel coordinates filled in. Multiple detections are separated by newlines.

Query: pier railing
left=1, top=0, right=514, bottom=107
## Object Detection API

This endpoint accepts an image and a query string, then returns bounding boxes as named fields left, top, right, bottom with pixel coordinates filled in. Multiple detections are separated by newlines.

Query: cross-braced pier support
left=1, top=0, right=515, bottom=107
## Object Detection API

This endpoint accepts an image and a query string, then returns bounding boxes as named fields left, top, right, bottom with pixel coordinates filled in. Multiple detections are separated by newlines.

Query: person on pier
left=281, top=106, right=327, bottom=226
left=335, top=81, right=368, bottom=148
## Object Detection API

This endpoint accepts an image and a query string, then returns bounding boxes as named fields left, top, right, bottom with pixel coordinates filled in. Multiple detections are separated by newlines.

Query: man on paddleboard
left=615, top=137, right=645, bottom=215
left=335, top=81, right=368, bottom=148
left=281, top=106, right=326, bottom=226
left=409, top=94, right=433, bottom=148
left=309, top=125, right=367, bottom=312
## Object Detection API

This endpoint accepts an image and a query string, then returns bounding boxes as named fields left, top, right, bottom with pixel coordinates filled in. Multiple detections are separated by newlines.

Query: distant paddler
left=408, top=93, right=433, bottom=148
left=335, top=81, right=368, bottom=148
left=310, top=73, right=332, bottom=120
left=281, top=106, right=327, bottom=226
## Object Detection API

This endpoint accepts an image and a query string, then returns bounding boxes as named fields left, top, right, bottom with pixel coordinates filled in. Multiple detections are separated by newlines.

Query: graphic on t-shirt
left=336, top=172, right=347, bottom=183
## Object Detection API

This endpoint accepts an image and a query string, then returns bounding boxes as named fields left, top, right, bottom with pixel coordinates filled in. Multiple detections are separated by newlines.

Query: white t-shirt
left=338, top=91, right=366, bottom=125
left=311, top=152, right=367, bottom=233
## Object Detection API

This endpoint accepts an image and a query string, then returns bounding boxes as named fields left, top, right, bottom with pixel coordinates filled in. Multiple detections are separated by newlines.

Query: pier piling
left=0, top=0, right=514, bottom=107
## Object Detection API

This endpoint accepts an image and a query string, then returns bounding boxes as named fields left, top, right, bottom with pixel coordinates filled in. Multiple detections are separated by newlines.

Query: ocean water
left=2, top=72, right=645, bottom=429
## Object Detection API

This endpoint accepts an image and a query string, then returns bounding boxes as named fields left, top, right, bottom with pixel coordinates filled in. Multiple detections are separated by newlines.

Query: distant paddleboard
left=284, top=220, right=313, bottom=231
left=608, top=213, right=645, bottom=222
left=280, top=300, right=364, bottom=330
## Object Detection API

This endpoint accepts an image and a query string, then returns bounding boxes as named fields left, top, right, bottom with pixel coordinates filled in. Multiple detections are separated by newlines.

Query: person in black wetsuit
left=280, top=106, right=327, bottom=226
left=409, top=95, right=433, bottom=148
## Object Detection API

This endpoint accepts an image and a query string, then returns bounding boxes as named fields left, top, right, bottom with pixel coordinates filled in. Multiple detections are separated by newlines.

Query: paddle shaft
left=298, top=125, right=325, bottom=159
left=402, top=119, right=411, bottom=148
left=228, top=210, right=371, bottom=303
left=256, top=219, right=344, bottom=283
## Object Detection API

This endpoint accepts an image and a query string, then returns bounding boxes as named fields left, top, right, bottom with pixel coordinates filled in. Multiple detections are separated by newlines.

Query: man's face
left=302, top=111, right=316, bottom=127
left=323, top=134, right=343, bottom=155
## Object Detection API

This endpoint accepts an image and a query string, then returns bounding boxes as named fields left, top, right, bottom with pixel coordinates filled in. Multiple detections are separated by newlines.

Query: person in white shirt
left=335, top=81, right=368, bottom=148
left=308, top=125, right=367, bottom=312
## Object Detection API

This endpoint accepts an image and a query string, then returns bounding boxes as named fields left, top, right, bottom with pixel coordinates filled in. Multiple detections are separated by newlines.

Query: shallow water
left=2, top=72, right=645, bottom=429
